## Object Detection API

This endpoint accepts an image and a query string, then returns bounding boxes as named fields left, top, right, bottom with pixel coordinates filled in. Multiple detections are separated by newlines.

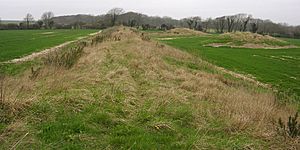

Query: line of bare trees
left=211, top=14, right=254, bottom=33
left=105, top=10, right=300, bottom=38
left=197, top=14, right=300, bottom=38
left=172, top=14, right=260, bottom=35
left=0, top=11, right=54, bottom=30
left=1, top=9, right=300, bottom=38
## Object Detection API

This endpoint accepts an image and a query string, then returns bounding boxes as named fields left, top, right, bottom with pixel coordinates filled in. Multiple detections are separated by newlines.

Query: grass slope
left=0, top=29, right=98, bottom=62
left=0, top=27, right=299, bottom=149
left=161, top=36, right=300, bottom=100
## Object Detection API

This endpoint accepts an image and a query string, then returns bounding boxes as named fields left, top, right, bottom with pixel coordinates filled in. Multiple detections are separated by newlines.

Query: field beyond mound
left=0, top=27, right=299, bottom=149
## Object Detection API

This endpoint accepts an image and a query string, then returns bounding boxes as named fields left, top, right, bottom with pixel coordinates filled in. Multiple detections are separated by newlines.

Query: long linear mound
left=0, top=27, right=298, bottom=149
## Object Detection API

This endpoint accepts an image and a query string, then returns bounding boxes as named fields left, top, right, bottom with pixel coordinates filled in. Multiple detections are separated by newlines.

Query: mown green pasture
left=0, top=29, right=98, bottom=62
left=161, top=35, right=300, bottom=99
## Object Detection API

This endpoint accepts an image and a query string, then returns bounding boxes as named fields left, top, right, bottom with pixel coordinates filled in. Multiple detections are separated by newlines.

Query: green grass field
left=161, top=35, right=300, bottom=99
left=0, top=29, right=98, bottom=62
left=0, top=20, right=21, bottom=24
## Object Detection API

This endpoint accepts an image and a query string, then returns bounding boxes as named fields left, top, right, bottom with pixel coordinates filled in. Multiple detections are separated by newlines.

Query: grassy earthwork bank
left=0, top=27, right=299, bottom=149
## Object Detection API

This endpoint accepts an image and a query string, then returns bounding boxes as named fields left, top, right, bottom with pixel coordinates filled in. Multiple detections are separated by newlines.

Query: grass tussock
left=222, top=32, right=285, bottom=43
left=147, top=27, right=207, bottom=38
left=42, top=41, right=87, bottom=69
left=0, top=26, right=299, bottom=149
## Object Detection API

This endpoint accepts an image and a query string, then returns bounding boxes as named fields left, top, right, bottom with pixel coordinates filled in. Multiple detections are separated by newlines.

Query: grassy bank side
left=161, top=36, right=300, bottom=101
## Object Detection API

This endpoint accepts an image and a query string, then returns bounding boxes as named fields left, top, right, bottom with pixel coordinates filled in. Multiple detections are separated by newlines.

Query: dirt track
left=214, top=65, right=270, bottom=88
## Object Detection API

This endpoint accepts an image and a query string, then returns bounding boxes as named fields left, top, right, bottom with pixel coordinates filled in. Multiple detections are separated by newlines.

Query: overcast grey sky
left=0, top=0, right=299, bottom=25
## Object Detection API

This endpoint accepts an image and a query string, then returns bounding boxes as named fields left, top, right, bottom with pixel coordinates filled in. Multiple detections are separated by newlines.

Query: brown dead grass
left=1, top=26, right=299, bottom=148
left=98, top=27, right=298, bottom=142
left=222, top=32, right=284, bottom=43
left=147, top=28, right=207, bottom=38
left=210, top=32, right=298, bottom=49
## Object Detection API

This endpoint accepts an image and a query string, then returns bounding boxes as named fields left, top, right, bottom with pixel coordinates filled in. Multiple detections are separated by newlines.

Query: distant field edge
left=0, top=29, right=100, bottom=62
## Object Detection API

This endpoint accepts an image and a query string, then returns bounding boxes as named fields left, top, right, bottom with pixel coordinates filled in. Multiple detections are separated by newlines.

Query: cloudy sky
left=0, top=0, right=299, bottom=25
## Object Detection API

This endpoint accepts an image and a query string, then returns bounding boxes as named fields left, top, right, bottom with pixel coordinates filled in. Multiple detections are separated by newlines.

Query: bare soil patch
left=40, top=32, right=54, bottom=35
left=168, top=28, right=207, bottom=35
left=206, top=43, right=298, bottom=49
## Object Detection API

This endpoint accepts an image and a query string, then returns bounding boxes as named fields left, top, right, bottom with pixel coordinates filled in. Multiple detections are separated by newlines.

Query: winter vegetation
left=0, top=7, right=300, bottom=149
left=1, top=8, right=300, bottom=38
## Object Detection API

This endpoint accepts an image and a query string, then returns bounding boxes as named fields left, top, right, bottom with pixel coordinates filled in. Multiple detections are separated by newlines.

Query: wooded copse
left=1, top=8, right=300, bottom=38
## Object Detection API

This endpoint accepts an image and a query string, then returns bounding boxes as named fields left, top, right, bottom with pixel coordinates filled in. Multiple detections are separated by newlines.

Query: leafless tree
left=107, top=8, right=125, bottom=26
left=186, top=19, right=194, bottom=29
left=135, top=13, right=143, bottom=26
left=294, top=26, right=300, bottom=38
left=226, top=15, right=236, bottom=32
left=122, top=13, right=143, bottom=27
left=258, top=19, right=273, bottom=34
left=241, top=14, right=252, bottom=32
left=233, top=14, right=252, bottom=32
left=37, top=20, right=43, bottom=28
left=128, top=19, right=137, bottom=27
left=185, top=17, right=201, bottom=30
left=250, top=23, right=259, bottom=33
left=202, top=18, right=213, bottom=32
left=214, top=16, right=226, bottom=33
left=250, top=19, right=260, bottom=33
left=24, top=13, right=34, bottom=29
left=49, top=20, right=55, bottom=29
left=193, top=17, right=202, bottom=30
left=41, top=11, right=54, bottom=29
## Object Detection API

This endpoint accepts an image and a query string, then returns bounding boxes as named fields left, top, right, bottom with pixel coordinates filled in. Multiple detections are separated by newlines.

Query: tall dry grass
left=112, top=27, right=299, bottom=146
left=0, top=74, right=5, bottom=105
left=0, top=26, right=299, bottom=148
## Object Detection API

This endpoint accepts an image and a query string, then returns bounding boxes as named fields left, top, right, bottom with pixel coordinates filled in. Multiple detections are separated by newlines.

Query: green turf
left=161, top=36, right=300, bottom=100
left=0, top=29, right=98, bottom=62
left=0, top=20, right=21, bottom=24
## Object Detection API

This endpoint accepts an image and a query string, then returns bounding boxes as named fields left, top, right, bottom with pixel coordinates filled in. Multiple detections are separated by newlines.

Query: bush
left=43, top=41, right=87, bottom=69
left=91, top=35, right=105, bottom=45
left=278, top=112, right=300, bottom=138
left=140, top=33, right=150, bottom=41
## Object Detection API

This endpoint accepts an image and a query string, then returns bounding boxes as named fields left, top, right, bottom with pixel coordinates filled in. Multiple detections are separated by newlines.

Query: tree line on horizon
left=0, top=11, right=55, bottom=30
left=0, top=8, right=300, bottom=38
